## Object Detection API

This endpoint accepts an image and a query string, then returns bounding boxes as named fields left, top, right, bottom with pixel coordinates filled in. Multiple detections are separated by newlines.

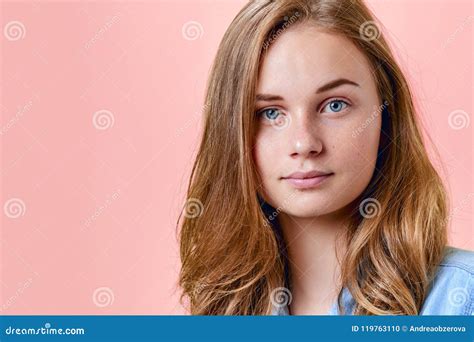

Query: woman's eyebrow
left=256, top=78, right=360, bottom=102
left=316, top=78, right=360, bottom=93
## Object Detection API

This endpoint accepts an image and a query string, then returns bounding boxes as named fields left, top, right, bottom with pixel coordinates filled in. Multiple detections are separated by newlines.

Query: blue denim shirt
left=271, top=246, right=474, bottom=315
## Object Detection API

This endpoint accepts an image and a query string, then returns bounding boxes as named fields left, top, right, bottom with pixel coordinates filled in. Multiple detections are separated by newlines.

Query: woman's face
left=253, top=23, right=382, bottom=219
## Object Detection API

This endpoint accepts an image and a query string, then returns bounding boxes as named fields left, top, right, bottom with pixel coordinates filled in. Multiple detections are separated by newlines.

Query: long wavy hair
left=178, top=0, right=448, bottom=315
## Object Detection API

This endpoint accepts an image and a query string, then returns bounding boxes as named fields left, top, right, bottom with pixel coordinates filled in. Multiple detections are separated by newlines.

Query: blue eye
left=258, top=108, right=282, bottom=120
left=322, top=99, right=349, bottom=113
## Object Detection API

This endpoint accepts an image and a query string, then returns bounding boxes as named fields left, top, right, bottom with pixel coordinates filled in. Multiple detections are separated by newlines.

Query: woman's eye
left=258, top=108, right=282, bottom=121
left=322, top=99, right=349, bottom=113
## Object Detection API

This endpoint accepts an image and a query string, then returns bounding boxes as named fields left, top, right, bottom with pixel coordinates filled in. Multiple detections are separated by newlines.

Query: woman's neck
left=279, top=211, right=349, bottom=315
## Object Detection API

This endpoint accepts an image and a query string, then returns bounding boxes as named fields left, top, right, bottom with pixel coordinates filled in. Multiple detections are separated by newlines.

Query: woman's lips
left=282, top=173, right=333, bottom=189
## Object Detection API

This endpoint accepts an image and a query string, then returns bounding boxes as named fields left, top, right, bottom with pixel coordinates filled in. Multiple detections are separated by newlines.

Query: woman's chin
left=278, top=205, right=334, bottom=220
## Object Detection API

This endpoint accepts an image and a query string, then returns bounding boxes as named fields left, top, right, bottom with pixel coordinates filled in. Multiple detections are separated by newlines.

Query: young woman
left=178, top=0, right=474, bottom=315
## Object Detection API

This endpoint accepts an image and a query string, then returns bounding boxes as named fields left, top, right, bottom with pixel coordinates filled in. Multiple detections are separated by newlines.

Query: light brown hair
left=178, top=0, right=448, bottom=315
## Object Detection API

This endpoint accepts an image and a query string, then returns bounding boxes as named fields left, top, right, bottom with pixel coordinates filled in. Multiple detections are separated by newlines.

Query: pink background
left=1, top=0, right=472, bottom=314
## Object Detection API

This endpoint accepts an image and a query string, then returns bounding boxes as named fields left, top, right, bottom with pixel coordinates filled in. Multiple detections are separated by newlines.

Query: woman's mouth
left=281, top=170, right=333, bottom=189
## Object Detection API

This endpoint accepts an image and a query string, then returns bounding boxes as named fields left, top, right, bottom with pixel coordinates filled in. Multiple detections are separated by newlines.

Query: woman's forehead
left=257, top=24, right=372, bottom=93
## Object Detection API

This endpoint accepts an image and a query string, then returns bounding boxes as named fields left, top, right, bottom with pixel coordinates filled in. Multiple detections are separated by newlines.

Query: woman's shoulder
left=439, top=245, right=474, bottom=273
left=420, top=245, right=474, bottom=315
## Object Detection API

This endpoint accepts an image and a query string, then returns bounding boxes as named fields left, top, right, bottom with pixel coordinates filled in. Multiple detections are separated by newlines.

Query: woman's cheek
left=338, top=123, right=380, bottom=183
left=254, top=134, right=275, bottom=182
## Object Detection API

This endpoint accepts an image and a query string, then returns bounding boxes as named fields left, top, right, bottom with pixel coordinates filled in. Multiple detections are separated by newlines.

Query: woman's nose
left=287, top=113, right=323, bottom=158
